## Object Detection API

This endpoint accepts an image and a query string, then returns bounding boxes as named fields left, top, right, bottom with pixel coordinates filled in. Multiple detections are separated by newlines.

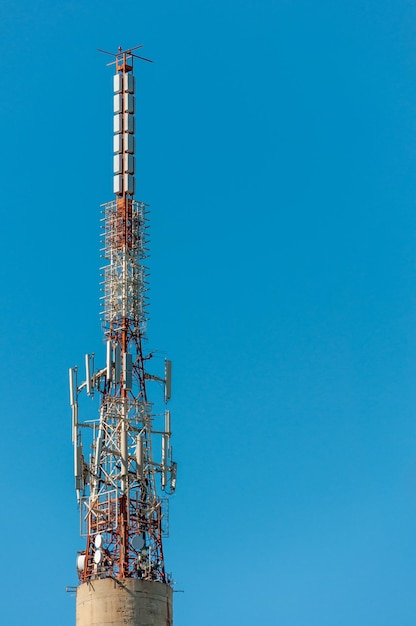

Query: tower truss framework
left=69, top=47, right=176, bottom=589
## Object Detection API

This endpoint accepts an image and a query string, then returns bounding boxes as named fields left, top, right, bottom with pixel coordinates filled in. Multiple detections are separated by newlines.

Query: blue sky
left=1, top=1, right=416, bottom=624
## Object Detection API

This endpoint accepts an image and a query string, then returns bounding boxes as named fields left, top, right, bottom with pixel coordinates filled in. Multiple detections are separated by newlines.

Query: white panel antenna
left=114, top=343, right=121, bottom=384
left=164, top=360, right=172, bottom=402
left=71, top=403, right=78, bottom=444
left=170, top=462, right=177, bottom=492
left=124, top=173, right=135, bottom=195
left=136, top=435, right=143, bottom=479
left=124, top=73, right=135, bottom=93
left=85, top=354, right=94, bottom=396
left=161, top=435, right=168, bottom=490
left=123, top=353, right=132, bottom=390
left=165, top=409, right=171, bottom=436
left=114, top=94, right=123, bottom=113
left=125, top=134, right=134, bottom=153
left=74, top=444, right=83, bottom=491
left=106, top=340, right=113, bottom=381
left=69, top=367, right=77, bottom=406
left=114, top=73, right=123, bottom=93
left=114, top=134, right=123, bottom=153
left=125, top=94, right=135, bottom=113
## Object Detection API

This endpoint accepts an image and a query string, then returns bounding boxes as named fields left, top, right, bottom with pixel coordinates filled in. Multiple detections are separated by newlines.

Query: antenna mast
left=69, top=47, right=176, bottom=591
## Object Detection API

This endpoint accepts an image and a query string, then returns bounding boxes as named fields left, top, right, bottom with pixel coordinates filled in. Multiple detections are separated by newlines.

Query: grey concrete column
left=76, top=578, right=173, bottom=626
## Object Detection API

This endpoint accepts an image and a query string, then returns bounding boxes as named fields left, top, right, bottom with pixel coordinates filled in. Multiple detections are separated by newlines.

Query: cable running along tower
left=69, top=46, right=176, bottom=626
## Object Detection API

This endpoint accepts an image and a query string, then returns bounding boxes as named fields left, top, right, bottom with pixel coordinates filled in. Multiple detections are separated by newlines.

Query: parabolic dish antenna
left=94, top=549, right=102, bottom=564
left=76, top=554, right=86, bottom=572
left=132, top=534, right=145, bottom=551
left=94, top=534, right=103, bottom=549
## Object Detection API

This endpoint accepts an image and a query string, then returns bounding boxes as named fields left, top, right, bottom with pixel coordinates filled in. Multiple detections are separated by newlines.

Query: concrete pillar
left=76, top=578, right=173, bottom=626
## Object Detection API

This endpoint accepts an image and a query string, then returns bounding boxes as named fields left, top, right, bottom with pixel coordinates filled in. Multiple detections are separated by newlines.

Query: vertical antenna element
left=165, top=359, right=172, bottom=402
left=69, top=367, right=77, bottom=406
left=69, top=46, right=176, bottom=588
left=85, top=354, right=94, bottom=396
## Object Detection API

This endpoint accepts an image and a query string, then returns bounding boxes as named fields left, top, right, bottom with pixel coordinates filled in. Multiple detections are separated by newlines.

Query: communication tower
left=69, top=46, right=176, bottom=626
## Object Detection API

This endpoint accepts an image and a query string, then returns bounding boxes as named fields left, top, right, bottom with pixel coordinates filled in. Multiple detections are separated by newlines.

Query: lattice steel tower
left=69, top=46, right=176, bottom=626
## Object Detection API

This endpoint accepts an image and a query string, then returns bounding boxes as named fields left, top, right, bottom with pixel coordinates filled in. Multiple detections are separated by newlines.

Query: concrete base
left=76, top=578, right=173, bottom=626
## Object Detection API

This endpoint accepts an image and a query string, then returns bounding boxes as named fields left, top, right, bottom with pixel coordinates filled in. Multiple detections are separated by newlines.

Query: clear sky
left=1, top=1, right=416, bottom=624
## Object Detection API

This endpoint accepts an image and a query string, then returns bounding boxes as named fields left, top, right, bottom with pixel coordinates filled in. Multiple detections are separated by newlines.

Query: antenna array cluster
left=100, top=199, right=149, bottom=330
left=113, top=71, right=136, bottom=196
